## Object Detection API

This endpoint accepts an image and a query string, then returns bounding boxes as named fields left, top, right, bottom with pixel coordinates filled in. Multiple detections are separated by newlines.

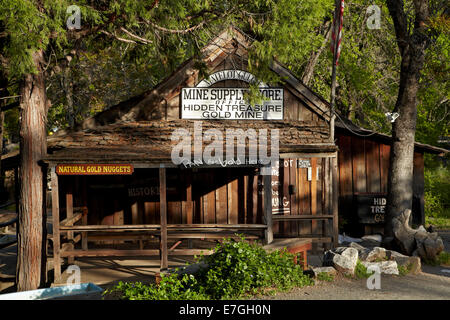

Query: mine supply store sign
left=56, top=164, right=134, bottom=175
left=181, top=87, right=284, bottom=120
left=355, top=193, right=387, bottom=224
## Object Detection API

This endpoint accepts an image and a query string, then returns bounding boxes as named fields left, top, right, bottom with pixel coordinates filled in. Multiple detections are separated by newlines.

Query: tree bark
left=16, top=49, right=48, bottom=291
left=384, top=0, right=429, bottom=239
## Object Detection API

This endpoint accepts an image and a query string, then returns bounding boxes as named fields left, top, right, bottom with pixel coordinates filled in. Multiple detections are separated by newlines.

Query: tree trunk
left=383, top=1, right=444, bottom=260
left=16, top=49, right=48, bottom=291
left=384, top=52, right=420, bottom=237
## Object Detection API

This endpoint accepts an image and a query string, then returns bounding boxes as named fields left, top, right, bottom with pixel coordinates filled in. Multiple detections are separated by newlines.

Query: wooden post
left=81, top=176, right=88, bottom=251
left=66, top=183, right=74, bottom=264
left=159, top=165, right=168, bottom=270
left=51, top=167, right=61, bottom=283
left=331, top=155, right=339, bottom=247
left=263, top=167, right=273, bottom=244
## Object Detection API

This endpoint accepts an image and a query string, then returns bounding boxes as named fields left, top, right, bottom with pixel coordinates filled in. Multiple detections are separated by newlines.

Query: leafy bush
left=105, top=236, right=314, bottom=300
left=423, top=251, right=450, bottom=266
left=193, top=237, right=314, bottom=299
left=317, top=272, right=334, bottom=282
left=397, top=263, right=414, bottom=276
left=354, top=260, right=372, bottom=279
left=424, top=166, right=450, bottom=219
left=105, top=274, right=209, bottom=300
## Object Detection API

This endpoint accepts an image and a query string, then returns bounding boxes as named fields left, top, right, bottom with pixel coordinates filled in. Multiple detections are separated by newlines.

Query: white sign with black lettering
left=181, top=87, right=284, bottom=120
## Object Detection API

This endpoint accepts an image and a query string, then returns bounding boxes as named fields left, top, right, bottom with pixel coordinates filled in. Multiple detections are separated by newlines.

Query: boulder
left=323, top=247, right=358, bottom=275
left=361, top=234, right=383, bottom=243
left=386, top=249, right=421, bottom=274
left=362, top=260, right=399, bottom=275
left=364, top=247, right=387, bottom=262
left=312, top=266, right=337, bottom=278
left=171, top=262, right=209, bottom=276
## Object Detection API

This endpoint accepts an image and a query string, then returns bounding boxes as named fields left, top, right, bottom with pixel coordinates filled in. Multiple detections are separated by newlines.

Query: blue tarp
left=0, top=283, right=103, bottom=300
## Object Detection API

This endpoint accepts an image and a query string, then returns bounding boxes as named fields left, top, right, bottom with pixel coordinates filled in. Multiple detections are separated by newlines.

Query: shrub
left=193, top=236, right=314, bottom=299
left=104, top=274, right=209, bottom=300
left=424, top=166, right=450, bottom=219
left=397, top=263, right=414, bottom=276
left=317, top=272, right=334, bottom=282
left=105, top=236, right=314, bottom=300
left=354, top=260, right=372, bottom=279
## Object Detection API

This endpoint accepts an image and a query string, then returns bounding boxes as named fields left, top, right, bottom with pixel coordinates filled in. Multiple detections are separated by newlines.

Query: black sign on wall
left=355, top=193, right=387, bottom=224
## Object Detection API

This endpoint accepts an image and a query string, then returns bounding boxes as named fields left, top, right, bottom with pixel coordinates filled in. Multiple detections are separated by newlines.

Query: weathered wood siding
left=336, top=133, right=425, bottom=235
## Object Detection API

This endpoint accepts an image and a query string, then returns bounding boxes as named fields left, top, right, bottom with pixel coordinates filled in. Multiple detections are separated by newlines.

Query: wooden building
left=335, top=118, right=448, bottom=236
left=2, top=27, right=447, bottom=283
left=42, top=27, right=340, bottom=282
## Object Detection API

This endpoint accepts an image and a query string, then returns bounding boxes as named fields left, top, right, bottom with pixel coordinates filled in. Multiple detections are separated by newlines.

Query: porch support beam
left=159, top=165, right=168, bottom=270
left=263, top=167, right=273, bottom=244
left=50, top=167, right=61, bottom=283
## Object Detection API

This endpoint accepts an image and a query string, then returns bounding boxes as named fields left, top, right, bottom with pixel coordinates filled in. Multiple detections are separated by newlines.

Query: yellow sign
left=56, top=164, right=134, bottom=175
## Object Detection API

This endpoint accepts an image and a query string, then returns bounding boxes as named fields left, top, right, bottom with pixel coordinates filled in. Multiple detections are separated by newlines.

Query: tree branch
left=119, top=27, right=153, bottom=44
left=143, top=19, right=206, bottom=34
left=100, top=30, right=137, bottom=44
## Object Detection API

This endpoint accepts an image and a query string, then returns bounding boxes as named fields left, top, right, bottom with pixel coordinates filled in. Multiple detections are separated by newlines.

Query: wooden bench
left=263, top=238, right=312, bottom=270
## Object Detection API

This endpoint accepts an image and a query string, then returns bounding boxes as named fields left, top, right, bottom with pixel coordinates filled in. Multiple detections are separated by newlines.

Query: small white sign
left=181, top=87, right=284, bottom=120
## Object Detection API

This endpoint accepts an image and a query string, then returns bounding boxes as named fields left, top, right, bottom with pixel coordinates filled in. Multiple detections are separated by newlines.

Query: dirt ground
left=1, top=229, right=449, bottom=299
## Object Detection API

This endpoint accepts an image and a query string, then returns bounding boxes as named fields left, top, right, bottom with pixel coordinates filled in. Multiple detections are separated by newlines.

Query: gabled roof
left=72, top=26, right=331, bottom=132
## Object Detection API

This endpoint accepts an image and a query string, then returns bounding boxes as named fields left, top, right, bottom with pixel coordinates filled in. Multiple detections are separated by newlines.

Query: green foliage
left=354, top=259, right=371, bottom=279
left=424, top=165, right=450, bottom=220
left=397, top=263, right=413, bottom=276
left=193, top=236, right=314, bottom=299
left=106, top=237, right=314, bottom=300
left=317, top=272, right=334, bottom=282
left=423, top=251, right=450, bottom=267
left=104, top=274, right=209, bottom=300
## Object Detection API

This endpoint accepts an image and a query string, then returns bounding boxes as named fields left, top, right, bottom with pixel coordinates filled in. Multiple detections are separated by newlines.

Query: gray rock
left=312, top=266, right=337, bottom=278
left=365, top=247, right=387, bottom=262
left=349, top=242, right=365, bottom=251
left=386, top=250, right=407, bottom=259
left=171, top=262, right=209, bottom=276
left=361, top=234, right=382, bottom=243
left=323, top=247, right=358, bottom=275
left=396, top=256, right=421, bottom=274
left=362, top=260, right=399, bottom=275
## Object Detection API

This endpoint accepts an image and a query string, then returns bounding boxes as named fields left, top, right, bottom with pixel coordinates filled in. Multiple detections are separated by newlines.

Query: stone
left=386, top=250, right=408, bottom=259
left=312, top=266, right=337, bottom=278
left=362, top=260, right=399, bottom=275
left=323, top=247, right=358, bottom=275
left=361, top=234, right=382, bottom=243
left=172, top=262, right=209, bottom=276
left=365, top=247, right=387, bottom=262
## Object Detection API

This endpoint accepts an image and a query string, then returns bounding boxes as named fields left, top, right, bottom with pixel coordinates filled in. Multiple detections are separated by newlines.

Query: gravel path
left=261, top=271, right=450, bottom=300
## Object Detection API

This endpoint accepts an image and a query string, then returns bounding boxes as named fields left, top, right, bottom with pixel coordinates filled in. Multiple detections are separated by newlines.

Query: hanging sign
left=56, top=164, right=134, bottom=175
left=181, top=87, right=284, bottom=120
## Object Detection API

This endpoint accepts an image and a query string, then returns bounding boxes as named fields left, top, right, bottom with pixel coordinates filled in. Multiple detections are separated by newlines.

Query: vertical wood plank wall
left=336, top=133, right=425, bottom=233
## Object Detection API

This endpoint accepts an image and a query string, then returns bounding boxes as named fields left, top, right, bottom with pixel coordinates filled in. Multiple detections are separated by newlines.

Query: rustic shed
left=335, top=117, right=448, bottom=236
